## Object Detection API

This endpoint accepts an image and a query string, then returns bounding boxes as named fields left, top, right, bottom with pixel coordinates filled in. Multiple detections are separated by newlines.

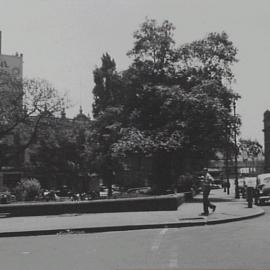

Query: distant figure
left=200, top=168, right=216, bottom=216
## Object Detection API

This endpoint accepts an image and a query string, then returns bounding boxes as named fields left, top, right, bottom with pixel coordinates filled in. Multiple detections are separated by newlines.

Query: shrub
left=176, top=174, right=194, bottom=192
left=15, top=178, right=41, bottom=201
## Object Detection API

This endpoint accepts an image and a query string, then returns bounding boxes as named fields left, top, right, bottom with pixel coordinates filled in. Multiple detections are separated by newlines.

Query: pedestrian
left=200, top=168, right=216, bottom=216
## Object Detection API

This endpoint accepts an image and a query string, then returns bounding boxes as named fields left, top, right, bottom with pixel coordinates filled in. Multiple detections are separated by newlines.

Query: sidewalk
left=0, top=187, right=264, bottom=237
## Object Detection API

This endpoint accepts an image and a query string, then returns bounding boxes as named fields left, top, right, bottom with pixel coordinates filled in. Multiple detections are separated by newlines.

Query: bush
left=15, top=178, right=41, bottom=201
left=176, top=174, right=194, bottom=192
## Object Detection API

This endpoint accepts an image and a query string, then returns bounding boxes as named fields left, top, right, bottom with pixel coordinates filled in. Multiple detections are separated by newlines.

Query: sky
left=0, top=0, right=270, bottom=144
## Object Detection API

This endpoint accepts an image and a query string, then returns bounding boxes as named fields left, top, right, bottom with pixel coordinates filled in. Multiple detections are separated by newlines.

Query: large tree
left=112, top=19, right=240, bottom=193
left=91, top=53, right=124, bottom=196
left=90, top=19, right=241, bottom=193
left=0, top=71, right=67, bottom=167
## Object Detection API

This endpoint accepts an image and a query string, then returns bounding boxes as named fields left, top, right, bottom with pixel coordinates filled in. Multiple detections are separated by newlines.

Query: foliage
left=92, top=53, right=125, bottom=118
left=91, top=18, right=241, bottom=193
left=178, top=31, right=238, bottom=85
left=90, top=54, right=125, bottom=195
left=15, top=178, right=41, bottom=201
left=0, top=73, right=68, bottom=167
left=114, top=19, right=240, bottom=163
left=28, top=115, right=93, bottom=191
left=239, top=139, right=263, bottom=160
left=127, top=18, right=178, bottom=83
left=0, top=75, right=67, bottom=142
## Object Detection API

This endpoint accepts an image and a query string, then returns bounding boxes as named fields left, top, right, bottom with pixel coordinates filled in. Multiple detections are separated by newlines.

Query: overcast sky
left=0, top=0, right=269, bottom=144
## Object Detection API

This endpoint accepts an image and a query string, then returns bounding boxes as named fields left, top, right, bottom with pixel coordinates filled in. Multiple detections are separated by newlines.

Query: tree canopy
left=0, top=71, right=67, bottom=168
left=91, top=18, right=241, bottom=192
left=239, top=139, right=263, bottom=160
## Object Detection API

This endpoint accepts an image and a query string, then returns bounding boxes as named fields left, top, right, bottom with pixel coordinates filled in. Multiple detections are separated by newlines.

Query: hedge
left=0, top=194, right=184, bottom=217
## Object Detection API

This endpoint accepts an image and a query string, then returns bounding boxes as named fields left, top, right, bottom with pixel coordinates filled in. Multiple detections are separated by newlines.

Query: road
left=0, top=206, right=269, bottom=270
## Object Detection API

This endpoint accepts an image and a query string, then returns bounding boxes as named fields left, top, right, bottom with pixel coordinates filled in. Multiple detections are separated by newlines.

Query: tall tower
left=263, top=110, right=270, bottom=172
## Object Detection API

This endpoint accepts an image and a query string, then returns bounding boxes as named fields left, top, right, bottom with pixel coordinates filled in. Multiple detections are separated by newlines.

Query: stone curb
left=0, top=208, right=264, bottom=238
left=206, top=208, right=265, bottom=225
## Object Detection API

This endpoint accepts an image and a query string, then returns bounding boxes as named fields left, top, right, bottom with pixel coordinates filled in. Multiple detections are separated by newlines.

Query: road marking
left=168, top=258, right=178, bottom=268
left=151, top=228, right=168, bottom=251
left=160, top=228, right=168, bottom=235
left=168, top=244, right=178, bottom=268
left=22, top=251, right=31, bottom=255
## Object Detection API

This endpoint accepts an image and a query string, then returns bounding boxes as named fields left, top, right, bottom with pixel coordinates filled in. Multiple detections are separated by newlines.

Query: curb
left=0, top=209, right=264, bottom=238
left=206, top=208, right=265, bottom=225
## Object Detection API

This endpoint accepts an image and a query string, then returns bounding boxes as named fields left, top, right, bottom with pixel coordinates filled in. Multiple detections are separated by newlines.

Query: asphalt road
left=0, top=206, right=270, bottom=270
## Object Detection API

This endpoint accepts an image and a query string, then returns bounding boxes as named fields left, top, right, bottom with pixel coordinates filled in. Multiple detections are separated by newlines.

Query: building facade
left=263, top=110, right=270, bottom=172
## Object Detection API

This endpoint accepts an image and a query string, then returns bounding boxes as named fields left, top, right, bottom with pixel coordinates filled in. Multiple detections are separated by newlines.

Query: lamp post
left=225, top=122, right=230, bottom=195
left=233, top=99, right=240, bottom=199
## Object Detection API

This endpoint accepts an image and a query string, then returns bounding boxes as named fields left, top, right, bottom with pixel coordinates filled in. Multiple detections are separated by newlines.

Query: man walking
left=201, top=168, right=216, bottom=216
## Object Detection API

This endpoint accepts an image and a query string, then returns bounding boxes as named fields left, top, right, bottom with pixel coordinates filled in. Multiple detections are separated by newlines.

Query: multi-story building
left=0, top=31, right=24, bottom=188
left=263, top=110, right=270, bottom=172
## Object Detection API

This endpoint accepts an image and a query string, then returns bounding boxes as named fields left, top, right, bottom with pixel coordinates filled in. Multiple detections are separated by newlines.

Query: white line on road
left=168, top=243, right=179, bottom=268
left=168, top=258, right=178, bottom=268
left=160, top=228, right=168, bottom=235
left=21, top=251, right=31, bottom=255
left=151, top=228, right=168, bottom=251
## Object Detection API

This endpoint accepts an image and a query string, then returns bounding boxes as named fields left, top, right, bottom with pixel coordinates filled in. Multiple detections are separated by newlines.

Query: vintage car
left=256, top=173, right=270, bottom=204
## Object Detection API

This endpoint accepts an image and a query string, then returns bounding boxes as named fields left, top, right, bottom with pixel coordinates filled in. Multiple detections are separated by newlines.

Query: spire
left=79, top=105, right=83, bottom=115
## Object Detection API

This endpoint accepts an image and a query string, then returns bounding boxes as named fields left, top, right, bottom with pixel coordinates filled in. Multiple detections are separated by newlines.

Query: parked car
left=127, top=187, right=151, bottom=194
left=256, top=173, right=270, bottom=204
left=98, top=186, right=121, bottom=199
left=127, top=187, right=152, bottom=195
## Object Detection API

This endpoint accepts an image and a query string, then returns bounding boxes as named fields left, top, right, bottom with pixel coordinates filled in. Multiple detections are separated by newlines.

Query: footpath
left=0, top=187, right=264, bottom=237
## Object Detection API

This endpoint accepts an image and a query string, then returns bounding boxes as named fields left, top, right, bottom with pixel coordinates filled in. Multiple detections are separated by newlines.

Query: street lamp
left=233, top=99, right=240, bottom=199
left=225, top=122, right=230, bottom=195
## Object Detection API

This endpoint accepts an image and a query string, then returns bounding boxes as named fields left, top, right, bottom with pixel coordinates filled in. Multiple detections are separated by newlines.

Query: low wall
left=0, top=194, right=184, bottom=217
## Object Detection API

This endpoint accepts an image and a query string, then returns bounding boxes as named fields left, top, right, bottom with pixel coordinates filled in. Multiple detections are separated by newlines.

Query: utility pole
left=233, top=99, right=240, bottom=198
left=225, top=148, right=230, bottom=195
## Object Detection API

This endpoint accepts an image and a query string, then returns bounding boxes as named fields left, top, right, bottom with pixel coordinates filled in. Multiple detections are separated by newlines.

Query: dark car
left=256, top=174, right=270, bottom=204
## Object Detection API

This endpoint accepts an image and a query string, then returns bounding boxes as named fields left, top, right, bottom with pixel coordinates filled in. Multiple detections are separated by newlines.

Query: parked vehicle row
left=237, top=173, right=270, bottom=205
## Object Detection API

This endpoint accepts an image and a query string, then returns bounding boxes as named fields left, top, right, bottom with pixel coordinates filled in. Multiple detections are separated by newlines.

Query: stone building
left=0, top=33, right=24, bottom=189
left=0, top=105, right=92, bottom=190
